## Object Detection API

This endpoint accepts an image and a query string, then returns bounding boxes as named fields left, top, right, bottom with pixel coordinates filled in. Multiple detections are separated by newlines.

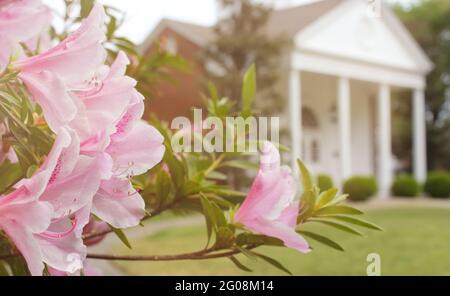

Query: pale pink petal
left=0, top=219, right=45, bottom=275
left=36, top=218, right=86, bottom=273
left=40, top=153, right=112, bottom=218
left=91, top=177, right=145, bottom=229
left=107, top=121, right=165, bottom=177
left=0, top=0, right=51, bottom=42
left=246, top=218, right=310, bottom=253
left=15, top=3, right=106, bottom=85
left=19, top=71, right=77, bottom=132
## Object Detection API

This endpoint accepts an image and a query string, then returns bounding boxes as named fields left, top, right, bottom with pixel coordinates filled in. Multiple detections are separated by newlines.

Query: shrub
left=424, top=171, right=450, bottom=198
left=343, top=176, right=378, bottom=201
left=391, top=175, right=420, bottom=198
left=317, top=174, right=334, bottom=192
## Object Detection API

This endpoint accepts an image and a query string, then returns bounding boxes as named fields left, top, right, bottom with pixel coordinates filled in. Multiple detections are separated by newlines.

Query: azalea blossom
left=234, top=142, right=311, bottom=253
left=0, top=0, right=51, bottom=71
left=0, top=127, right=104, bottom=275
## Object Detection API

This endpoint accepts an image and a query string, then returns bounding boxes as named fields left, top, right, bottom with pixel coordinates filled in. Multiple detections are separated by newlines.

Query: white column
left=289, top=69, right=301, bottom=168
left=338, top=77, right=352, bottom=182
left=377, top=84, right=393, bottom=198
left=413, top=89, right=427, bottom=182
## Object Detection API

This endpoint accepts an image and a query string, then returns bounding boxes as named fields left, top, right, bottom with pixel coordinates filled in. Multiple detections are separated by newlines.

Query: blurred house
left=141, top=0, right=433, bottom=196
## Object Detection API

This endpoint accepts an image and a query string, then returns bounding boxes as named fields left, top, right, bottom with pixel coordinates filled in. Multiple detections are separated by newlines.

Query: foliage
left=317, top=174, right=334, bottom=192
left=424, top=171, right=450, bottom=198
left=395, top=1, right=450, bottom=171
left=391, top=174, right=420, bottom=198
left=202, top=0, right=288, bottom=114
left=343, top=176, right=378, bottom=201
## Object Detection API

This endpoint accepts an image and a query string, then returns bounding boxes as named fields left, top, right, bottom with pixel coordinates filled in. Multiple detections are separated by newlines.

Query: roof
left=140, top=0, right=432, bottom=73
left=141, top=0, right=343, bottom=49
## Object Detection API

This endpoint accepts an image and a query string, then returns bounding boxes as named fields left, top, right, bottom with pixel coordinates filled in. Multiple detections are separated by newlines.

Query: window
left=161, top=35, right=177, bottom=55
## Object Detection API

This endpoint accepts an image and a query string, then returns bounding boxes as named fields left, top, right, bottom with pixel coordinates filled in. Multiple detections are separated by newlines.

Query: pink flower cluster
left=0, top=1, right=165, bottom=275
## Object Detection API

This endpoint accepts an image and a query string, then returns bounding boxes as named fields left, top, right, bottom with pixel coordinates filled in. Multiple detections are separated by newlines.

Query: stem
left=87, top=246, right=257, bottom=262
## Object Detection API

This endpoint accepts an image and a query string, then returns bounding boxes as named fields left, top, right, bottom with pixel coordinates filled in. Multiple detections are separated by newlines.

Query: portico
left=285, top=0, right=432, bottom=196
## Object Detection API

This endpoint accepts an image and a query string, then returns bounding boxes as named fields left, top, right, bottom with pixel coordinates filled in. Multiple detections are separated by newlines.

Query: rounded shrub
left=343, top=176, right=378, bottom=201
left=391, top=175, right=420, bottom=198
left=424, top=171, right=450, bottom=198
left=317, top=174, right=334, bottom=192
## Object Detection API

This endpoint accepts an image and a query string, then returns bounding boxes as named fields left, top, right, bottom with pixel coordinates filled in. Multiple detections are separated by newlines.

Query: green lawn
left=112, top=207, right=450, bottom=276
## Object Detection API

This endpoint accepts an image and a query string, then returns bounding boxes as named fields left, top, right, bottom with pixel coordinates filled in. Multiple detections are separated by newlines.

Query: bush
left=343, top=176, right=378, bottom=201
left=424, top=171, right=450, bottom=198
left=391, top=175, right=420, bottom=198
left=317, top=174, right=334, bottom=192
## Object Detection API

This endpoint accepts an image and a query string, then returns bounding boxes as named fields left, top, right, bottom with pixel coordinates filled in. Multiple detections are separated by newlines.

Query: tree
left=203, top=0, right=288, bottom=115
left=394, top=0, right=450, bottom=170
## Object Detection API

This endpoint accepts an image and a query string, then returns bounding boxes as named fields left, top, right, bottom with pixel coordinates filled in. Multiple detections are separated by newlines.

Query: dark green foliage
left=343, top=176, right=378, bottom=201
left=424, top=171, right=450, bottom=198
left=391, top=175, right=420, bottom=197
left=317, top=174, right=334, bottom=192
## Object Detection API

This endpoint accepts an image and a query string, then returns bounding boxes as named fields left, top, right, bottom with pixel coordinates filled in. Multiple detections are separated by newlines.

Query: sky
left=44, top=0, right=418, bottom=44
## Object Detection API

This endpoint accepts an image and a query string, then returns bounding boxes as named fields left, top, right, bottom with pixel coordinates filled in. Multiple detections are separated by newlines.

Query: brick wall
left=143, top=28, right=206, bottom=122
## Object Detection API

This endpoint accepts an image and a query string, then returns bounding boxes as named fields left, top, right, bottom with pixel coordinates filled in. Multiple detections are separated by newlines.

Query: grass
left=112, top=207, right=450, bottom=276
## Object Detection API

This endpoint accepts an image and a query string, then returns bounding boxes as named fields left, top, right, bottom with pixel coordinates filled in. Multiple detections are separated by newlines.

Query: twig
left=87, top=246, right=257, bottom=262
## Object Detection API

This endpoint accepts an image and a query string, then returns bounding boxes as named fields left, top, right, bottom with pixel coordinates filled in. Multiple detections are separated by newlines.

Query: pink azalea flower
left=234, top=142, right=311, bottom=253
left=91, top=177, right=146, bottom=229
left=0, top=0, right=51, bottom=70
left=16, top=3, right=106, bottom=85
left=3, top=127, right=112, bottom=275
left=36, top=128, right=112, bottom=219
left=0, top=186, right=53, bottom=276
left=79, top=92, right=165, bottom=229
left=15, top=3, right=106, bottom=130
left=69, top=51, right=138, bottom=142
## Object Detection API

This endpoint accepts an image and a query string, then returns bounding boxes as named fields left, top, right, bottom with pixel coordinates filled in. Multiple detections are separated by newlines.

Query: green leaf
left=315, top=205, right=363, bottom=216
left=299, top=231, right=344, bottom=252
left=235, top=233, right=283, bottom=247
left=298, top=190, right=316, bottom=222
left=0, top=261, right=10, bottom=276
left=308, top=219, right=364, bottom=236
left=110, top=226, right=132, bottom=249
left=316, top=188, right=338, bottom=208
left=207, top=81, right=219, bottom=103
left=241, top=64, right=256, bottom=113
left=222, top=160, right=258, bottom=170
left=297, top=159, right=313, bottom=192
left=155, top=170, right=171, bottom=201
left=211, top=202, right=227, bottom=228
left=215, top=226, right=234, bottom=248
left=252, top=252, right=292, bottom=275
left=80, top=0, right=95, bottom=18
left=199, top=195, right=214, bottom=246
left=229, top=256, right=252, bottom=272
left=320, top=215, right=383, bottom=231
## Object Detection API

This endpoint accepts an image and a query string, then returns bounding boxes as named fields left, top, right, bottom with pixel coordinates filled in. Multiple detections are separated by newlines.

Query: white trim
left=294, top=0, right=433, bottom=75
left=289, top=68, right=302, bottom=169
left=338, top=76, right=352, bottom=181
left=377, top=84, right=393, bottom=198
left=291, top=50, right=426, bottom=89
left=413, top=89, right=427, bottom=182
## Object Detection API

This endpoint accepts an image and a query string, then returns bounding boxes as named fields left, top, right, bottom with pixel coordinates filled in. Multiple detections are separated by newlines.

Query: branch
left=87, top=246, right=257, bottom=262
